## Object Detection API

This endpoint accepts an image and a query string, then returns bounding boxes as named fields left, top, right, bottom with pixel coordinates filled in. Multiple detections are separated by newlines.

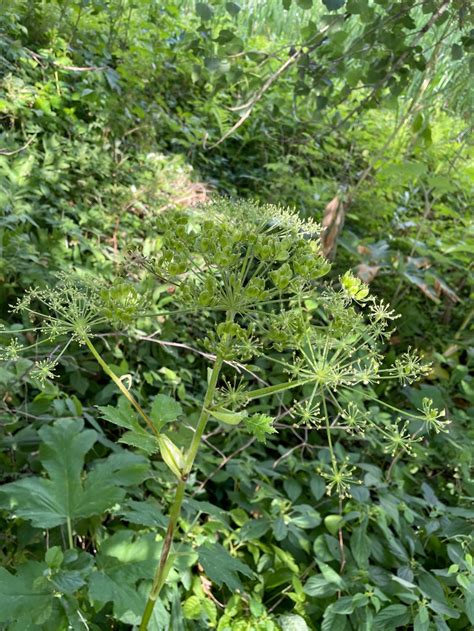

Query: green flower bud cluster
left=100, top=280, right=145, bottom=327
left=204, top=321, right=261, bottom=361
left=151, top=198, right=330, bottom=316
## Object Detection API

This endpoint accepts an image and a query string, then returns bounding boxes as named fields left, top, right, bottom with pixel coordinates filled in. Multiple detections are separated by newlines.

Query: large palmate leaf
left=0, top=419, right=148, bottom=528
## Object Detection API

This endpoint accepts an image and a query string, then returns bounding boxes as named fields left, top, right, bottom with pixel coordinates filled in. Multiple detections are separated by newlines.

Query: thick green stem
left=83, top=336, right=158, bottom=436
left=139, top=354, right=224, bottom=630
left=66, top=516, right=74, bottom=550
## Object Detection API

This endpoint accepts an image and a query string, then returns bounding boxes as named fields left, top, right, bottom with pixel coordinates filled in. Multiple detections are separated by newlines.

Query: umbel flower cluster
left=1, top=198, right=449, bottom=628
left=2, top=198, right=448, bottom=499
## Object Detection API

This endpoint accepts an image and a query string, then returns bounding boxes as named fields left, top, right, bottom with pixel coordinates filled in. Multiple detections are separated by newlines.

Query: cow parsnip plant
left=5, top=199, right=447, bottom=629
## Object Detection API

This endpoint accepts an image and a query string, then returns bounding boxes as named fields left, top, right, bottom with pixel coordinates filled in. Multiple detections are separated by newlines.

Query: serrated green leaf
left=119, top=430, right=159, bottom=454
left=150, top=394, right=182, bottom=432
left=45, top=546, right=63, bottom=569
left=374, top=604, right=410, bottom=629
left=244, top=413, right=277, bottom=442
left=119, top=499, right=168, bottom=528
left=239, top=517, right=271, bottom=541
left=98, top=397, right=137, bottom=430
left=197, top=542, right=253, bottom=591
left=303, top=575, right=338, bottom=597
left=0, top=563, right=51, bottom=625
left=183, top=595, right=202, bottom=619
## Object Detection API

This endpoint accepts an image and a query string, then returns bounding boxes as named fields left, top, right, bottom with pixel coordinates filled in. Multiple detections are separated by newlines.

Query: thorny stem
left=139, top=353, right=225, bottom=630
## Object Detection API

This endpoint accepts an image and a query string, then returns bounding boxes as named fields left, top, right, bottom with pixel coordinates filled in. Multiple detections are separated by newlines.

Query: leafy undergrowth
left=1, top=1, right=473, bottom=630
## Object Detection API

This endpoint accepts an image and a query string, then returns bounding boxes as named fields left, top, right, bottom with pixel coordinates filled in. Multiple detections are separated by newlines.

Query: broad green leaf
left=310, top=474, right=326, bottom=500
left=225, top=1, right=241, bottom=15
left=0, top=419, right=145, bottom=528
left=414, top=605, right=430, bottom=631
left=464, top=587, right=474, bottom=624
left=150, top=394, right=182, bottom=432
left=317, top=561, right=346, bottom=588
left=325, top=514, right=344, bottom=535
left=273, top=517, right=288, bottom=541
left=278, top=614, right=309, bottom=630
left=197, top=542, right=253, bottom=591
left=239, top=517, right=271, bottom=541
left=351, top=520, right=370, bottom=568
left=291, top=504, right=321, bottom=528
left=99, top=399, right=158, bottom=453
left=332, top=596, right=355, bottom=615
left=119, top=499, right=168, bottom=528
left=196, top=2, right=213, bottom=20
left=0, top=563, right=51, bottom=625
left=374, top=604, right=410, bottom=629
left=303, top=575, right=339, bottom=597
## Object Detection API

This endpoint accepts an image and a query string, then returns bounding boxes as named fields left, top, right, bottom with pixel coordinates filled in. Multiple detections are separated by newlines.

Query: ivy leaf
left=150, top=394, right=182, bottom=432
left=0, top=419, right=143, bottom=528
left=243, top=413, right=277, bottom=443
left=197, top=542, right=253, bottom=591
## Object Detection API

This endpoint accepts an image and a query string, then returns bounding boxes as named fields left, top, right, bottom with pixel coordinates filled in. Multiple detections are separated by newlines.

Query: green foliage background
left=0, top=1, right=473, bottom=629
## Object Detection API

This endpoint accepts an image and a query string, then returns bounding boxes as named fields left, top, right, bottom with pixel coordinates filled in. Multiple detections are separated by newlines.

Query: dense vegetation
left=0, top=1, right=473, bottom=630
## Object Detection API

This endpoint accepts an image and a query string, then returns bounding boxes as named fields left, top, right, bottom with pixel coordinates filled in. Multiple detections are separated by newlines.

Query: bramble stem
left=139, top=354, right=224, bottom=630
